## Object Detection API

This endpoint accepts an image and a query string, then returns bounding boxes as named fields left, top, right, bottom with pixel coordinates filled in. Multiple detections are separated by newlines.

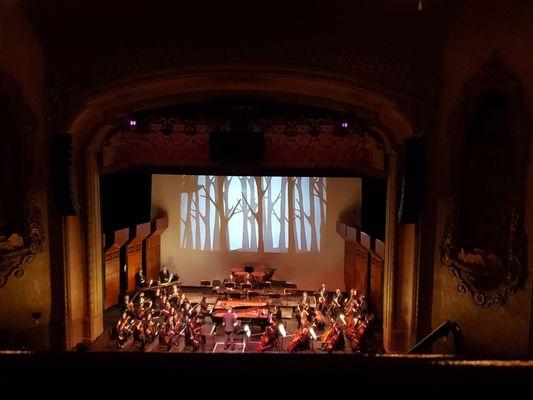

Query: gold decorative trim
left=0, top=188, right=45, bottom=288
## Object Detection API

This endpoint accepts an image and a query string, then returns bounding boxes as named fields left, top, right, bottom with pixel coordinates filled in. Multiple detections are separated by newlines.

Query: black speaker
left=51, top=133, right=80, bottom=216
left=209, top=131, right=265, bottom=163
left=398, top=137, right=425, bottom=223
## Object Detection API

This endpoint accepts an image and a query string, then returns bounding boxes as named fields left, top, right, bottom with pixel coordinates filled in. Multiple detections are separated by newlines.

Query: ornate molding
left=101, top=113, right=387, bottom=176
left=0, top=188, right=45, bottom=288
left=440, top=198, right=527, bottom=307
left=440, top=55, right=531, bottom=307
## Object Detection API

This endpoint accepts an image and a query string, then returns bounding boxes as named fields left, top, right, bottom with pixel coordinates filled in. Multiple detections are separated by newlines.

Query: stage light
left=278, top=323, right=287, bottom=338
left=339, top=314, right=346, bottom=325
left=309, top=327, right=317, bottom=340
left=129, top=119, right=137, bottom=127
left=341, top=121, right=349, bottom=128
left=244, top=324, right=251, bottom=338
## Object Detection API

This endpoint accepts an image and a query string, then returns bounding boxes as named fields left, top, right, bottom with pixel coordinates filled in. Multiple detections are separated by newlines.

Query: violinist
left=168, top=284, right=180, bottom=306
left=116, top=312, right=132, bottom=349
left=159, top=265, right=171, bottom=283
left=133, top=319, right=146, bottom=349
left=181, top=301, right=192, bottom=319
left=144, top=312, right=156, bottom=344
left=177, top=293, right=189, bottom=310
left=200, top=296, right=210, bottom=317
left=120, top=294, right=131, bottom=314
left=126, top=302, right=136, bottom=320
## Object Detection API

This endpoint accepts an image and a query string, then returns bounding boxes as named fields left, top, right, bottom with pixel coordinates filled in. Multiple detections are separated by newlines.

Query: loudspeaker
left=209, top=131, right=265, bottom=163
left=51, top=133, right=80, bottom=216
left=398, top=137, right=425, bottom=223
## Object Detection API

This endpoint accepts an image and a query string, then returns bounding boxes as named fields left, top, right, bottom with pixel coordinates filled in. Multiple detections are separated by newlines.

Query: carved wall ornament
left=100, top=111, right=387, bottom=176
left=440, top=55, right=531, bottom=307
left=0, top=188, right=45, bottom=288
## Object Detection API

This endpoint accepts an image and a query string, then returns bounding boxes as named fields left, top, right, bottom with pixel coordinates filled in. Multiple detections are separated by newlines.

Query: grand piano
left=211, top=298, right=270, bottom=327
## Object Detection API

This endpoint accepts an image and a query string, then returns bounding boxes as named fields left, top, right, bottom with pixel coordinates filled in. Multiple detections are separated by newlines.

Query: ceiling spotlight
left=341, top=122, right=349, bottom=128
left=129, top=119, right=137, bottom=127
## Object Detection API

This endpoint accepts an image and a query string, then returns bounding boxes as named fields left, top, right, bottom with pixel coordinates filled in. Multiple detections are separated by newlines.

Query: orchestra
left=111, top=268, right=376, bottom=354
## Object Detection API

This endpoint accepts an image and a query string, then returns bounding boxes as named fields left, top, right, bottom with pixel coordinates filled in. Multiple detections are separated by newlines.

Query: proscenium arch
left=62, top=64, right=418, bottom=352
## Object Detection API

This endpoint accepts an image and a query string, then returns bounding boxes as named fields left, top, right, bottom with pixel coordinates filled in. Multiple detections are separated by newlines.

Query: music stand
left=224, top=282, right=235, bottom=291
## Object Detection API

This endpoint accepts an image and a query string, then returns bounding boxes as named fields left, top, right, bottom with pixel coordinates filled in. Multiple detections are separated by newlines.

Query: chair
left=200, top=280, right=211, bottom=287
left=241, top=283, right=252, bottom=290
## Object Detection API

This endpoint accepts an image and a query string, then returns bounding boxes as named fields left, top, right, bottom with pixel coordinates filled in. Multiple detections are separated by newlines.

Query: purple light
left=129, top=119, right=137, bottom=127
left=341, top=122, right=349, bottom=128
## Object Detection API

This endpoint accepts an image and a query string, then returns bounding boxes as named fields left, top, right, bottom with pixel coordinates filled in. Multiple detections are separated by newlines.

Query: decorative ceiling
left=20, top=0, right=464, bottom=101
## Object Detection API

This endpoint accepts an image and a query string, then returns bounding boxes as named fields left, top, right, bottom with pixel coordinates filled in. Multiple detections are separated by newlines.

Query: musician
left=288, top=327, right=311, bottom=352
left=126, top=302, right=136, bottom=320
left=313, top=297, right=327, bottom=329
left=300, top=304, right=310, bottom=327
left=133, top=319, right=146, bottom=349
left=168, top=284, right=180, bottom=306
left=317, top=283, right=327, bottom=302
left=181, top=301, right=192, bottom=318
left=177, top=293, right=189, bottom=309
left=137, top=291, right=152, bottom=310
left=135, top=267, right=146, bottom=291
left=120, top=294, right=131, bottom=314
left=316, top=295, right=327, bottom=314
left=200, top=297, right=210, bottom=317
left=271, top=305, right=282, bottom=323
left=257, top=317, right=278, bottom=352
left=144, top=313, right=156, bottom=344
left=116, top=312, right=132, bottom=348
left=332, top=288, right=343, bottom=316
left=227, top=272, right=235, bottom=283
left=299, top=291, right=310, bottom=308
left=159, top=265, right=171, bottom=283
left=222, top=307, right=237, bottom=351
left=345, top=288, right=358, bottom=305
left=294, top=304, right=303, bottom=328
left=356, top=295, right=368, bottom=318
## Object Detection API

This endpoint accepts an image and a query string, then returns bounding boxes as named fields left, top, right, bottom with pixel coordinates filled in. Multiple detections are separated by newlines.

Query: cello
left=287, top=328, right=311, bottom=352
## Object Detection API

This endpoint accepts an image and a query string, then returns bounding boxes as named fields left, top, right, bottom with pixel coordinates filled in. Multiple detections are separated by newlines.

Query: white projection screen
left=151, top=174, right=361, bottom=290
